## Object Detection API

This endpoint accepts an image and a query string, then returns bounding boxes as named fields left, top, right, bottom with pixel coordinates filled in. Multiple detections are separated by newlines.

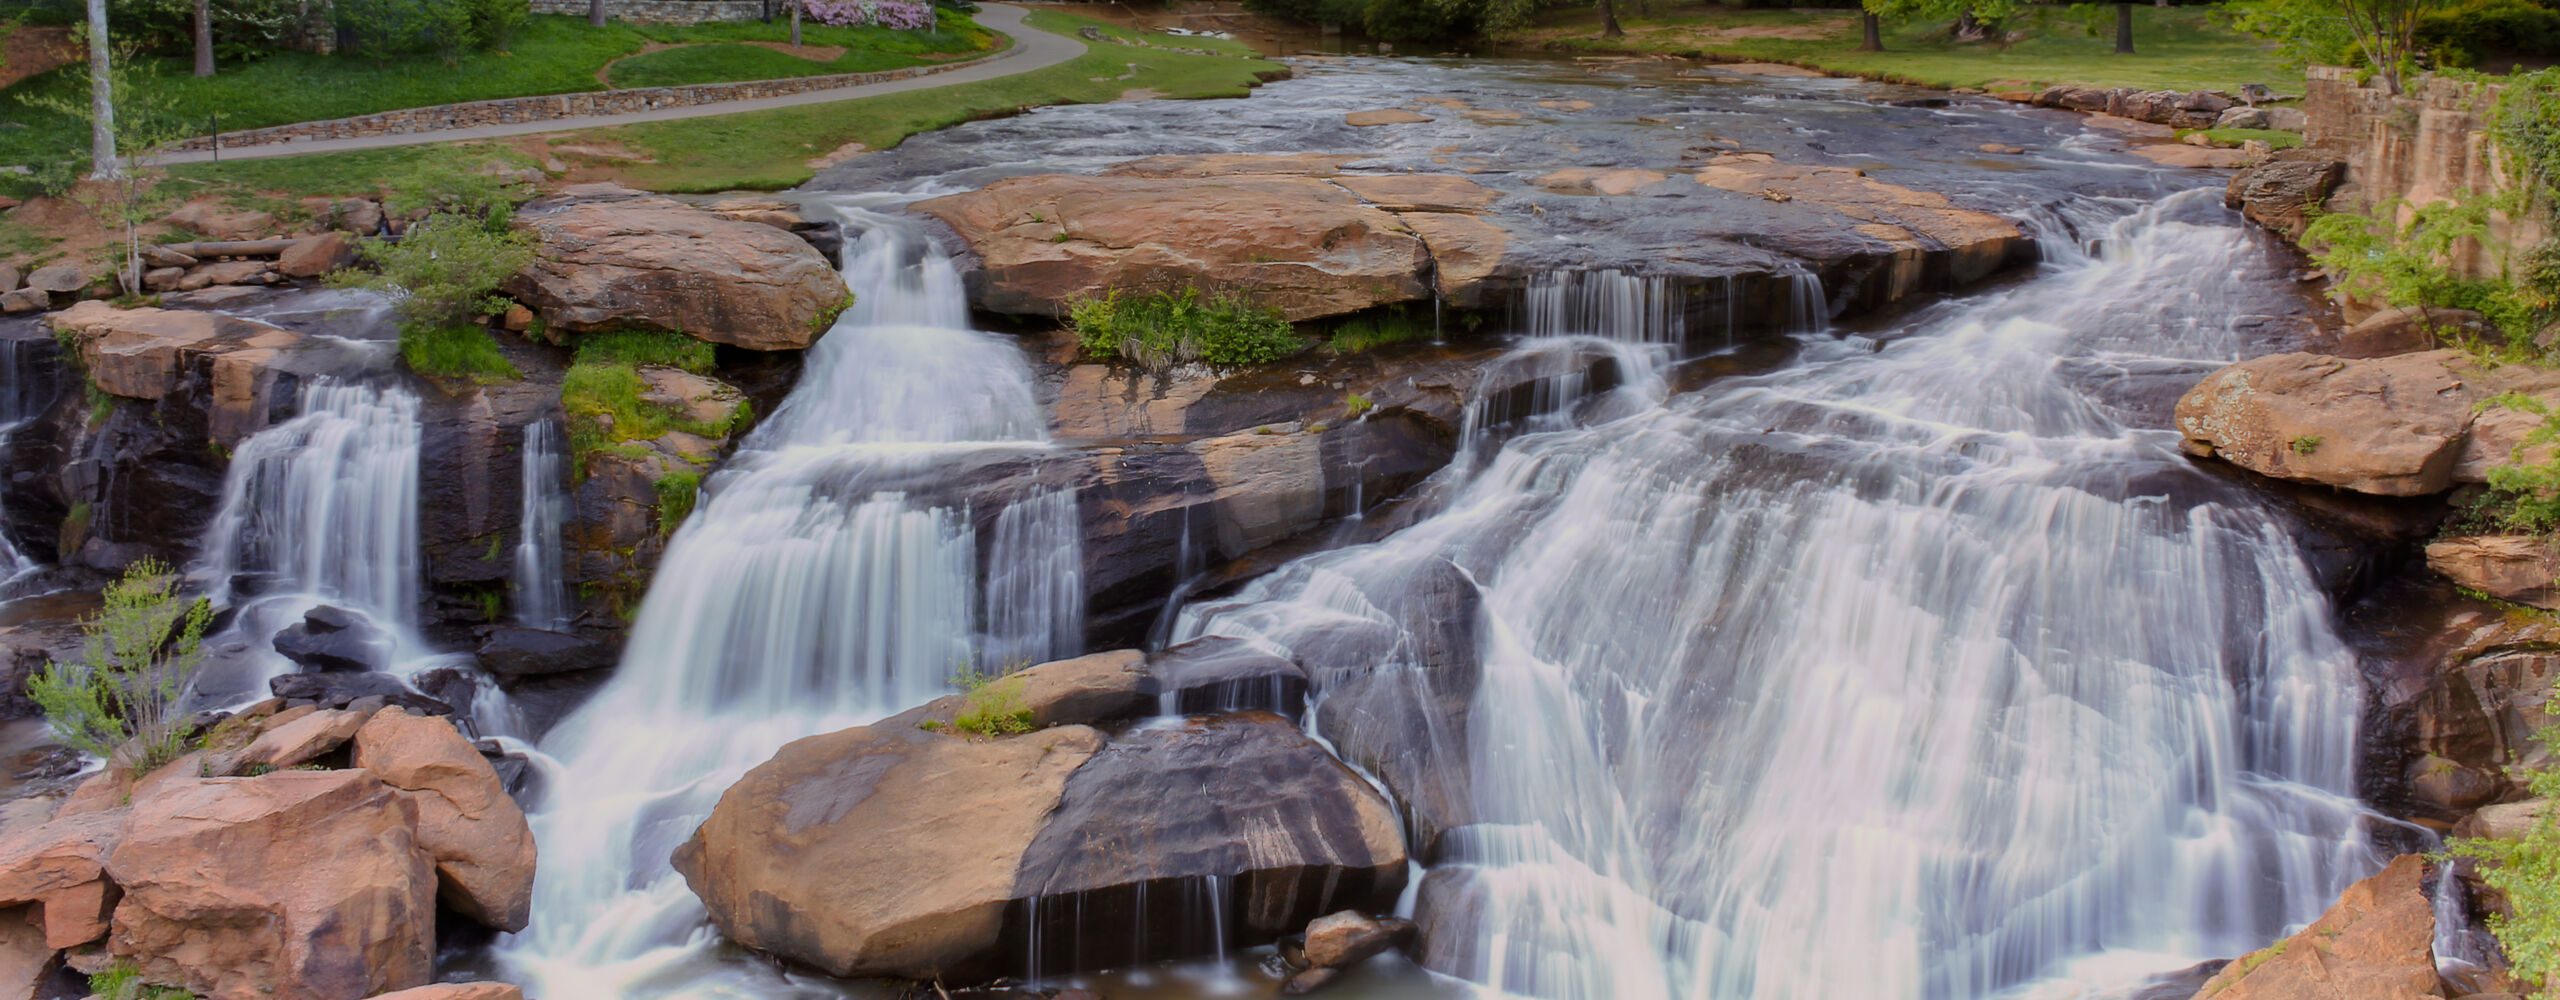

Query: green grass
left=607, top=11, right=997, bottom=88
left=1525, top=3, right=2294, bottom=95
left=2188, top=127, right=2307, bottom=149
left=165, top=143, right=540, bottom=203
left=399, top=324, right=520, bottom=382
left=562, top=11, right=1285, bottom=192
left=0, top=11, right=996, bottom=173
left=652, top=469, right=702, bottom=535
left=1071, top=286, right=1305, bottom=370
left=1062, top=17, right=1263, bottom=58
left=560, top=330, right=746, bottom=476
left=1329, top=308, right=1430, bottom=353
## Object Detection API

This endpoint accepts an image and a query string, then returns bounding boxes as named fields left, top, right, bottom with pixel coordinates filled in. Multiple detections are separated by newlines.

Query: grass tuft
left=400, top=324, right=520, bottom=383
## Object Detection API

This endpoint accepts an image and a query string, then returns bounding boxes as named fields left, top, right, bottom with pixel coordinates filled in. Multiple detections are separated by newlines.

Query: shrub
left=2453, top=727, right=2560, bottom=994
left=2497, top=68, right=2560, bottom=208
left=29, top=558, right=212, bottom=775
left=947, top=668, right=1034, bottom=738
left=88, top=960, right=194, bottom=1000
left=334, top=0, right=526, bottom=61
left=2303, top=198, right=2547, bottom=347
left=380, top=162, right=526, bottom=232
left=654, top=470, right=702, bottom=535
left=1069, top=288, right=1303, bottom=371
left=399, top=324, right=518, bottom=383
left=2289, top=434, right=2322, bottom=455
left=1329, top=309, right=1430, bottom=353
left=334, top=213, right=533, bottom=330
left=2420, top=0, right=2560, bottom=66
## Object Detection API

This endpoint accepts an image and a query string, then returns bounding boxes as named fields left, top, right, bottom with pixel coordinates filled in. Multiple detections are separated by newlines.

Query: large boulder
left=916, top=169, right=1438, bottom=321
left=2175, top=350, right=2495, bottom=496
left=1691, top=153, right=2028, bottom=290
left=103, top=770, right=437, bottom=1000
left=474, top=626, right=616, bottom=677
left=2225, top=152, right=2346, bottom=240
left=42, top=301, right=303, bottom=422
left=0, top=809, right=121, bottom=949
left=503, top=184, right=849, bottom=351
left=2427, top=534, right=2560, bottom=610
left=348, top=709, right=537, bottom=932
left=2188, top=854, right=2446, bottom=1000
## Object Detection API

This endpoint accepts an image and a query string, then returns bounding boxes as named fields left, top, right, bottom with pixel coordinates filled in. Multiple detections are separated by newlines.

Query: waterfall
left=0, top=339, right=58, bottom=584
left=1175, top=189, right=2377, bottom=1000
left=1519, top=269, right=1689, bottom=345
left=198, top=380, right=423, bottom=625
left=512, top=418, right=571, bottom=630
left=497, top=196, right=1084, bottom=996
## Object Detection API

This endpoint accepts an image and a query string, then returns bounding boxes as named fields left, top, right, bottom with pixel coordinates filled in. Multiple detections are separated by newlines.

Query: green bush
left=2498, top=68, right=2560, bottom=208
left=399, top=324, right=518, bottom=383
left=1069, top=288, right=1303, bottom=371
left=2453, top=727, right=2560, bottom=994
left=2421, top=0, right=2560, bottom=66
left=334, top=0, right=526, bottom=61
left=88, top=960, right=195, bottom=1000
left=29, top=558, right=212, bottom=775
left=1329, top=309, right=1431, bottom=353
left=560, top=331, right=747, bottom=477
left=333, top=213, right=534, bottom=329
left=2303, top=198, right=2547, bottom=347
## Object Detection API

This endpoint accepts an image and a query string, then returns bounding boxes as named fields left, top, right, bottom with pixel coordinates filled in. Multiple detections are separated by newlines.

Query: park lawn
left=165, top=12, right=1283, bottom=199
left=1523, top=2, right=2296, bottom=95
left=606, top=11, right=1002, bottom=87
left=0, top=10, right=996, bottom=173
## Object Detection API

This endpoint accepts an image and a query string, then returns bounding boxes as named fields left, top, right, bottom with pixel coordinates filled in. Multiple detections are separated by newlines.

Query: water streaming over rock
left=0, top=339, right=60, bottom=584
left=496, top=196, right=1084, bottom=997
left=512, top=417, right=571, bottom=630
left=1175, top=190, right=2379, bottom=1000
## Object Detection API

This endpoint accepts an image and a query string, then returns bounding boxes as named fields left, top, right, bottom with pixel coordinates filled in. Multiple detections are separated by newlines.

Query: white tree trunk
left=85, top=0, right=117, bottom=179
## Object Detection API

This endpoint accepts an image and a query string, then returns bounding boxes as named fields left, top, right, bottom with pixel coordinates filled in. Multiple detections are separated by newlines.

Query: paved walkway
left=159, top=3, right=1081, bottom=164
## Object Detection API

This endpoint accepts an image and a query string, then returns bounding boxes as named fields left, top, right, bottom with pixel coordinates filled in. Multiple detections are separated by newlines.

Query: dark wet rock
left=2225, top=152, right=2345, bottom=241
left=1143, top=636, right=1307, bottom=718
left=272, top=606, right=393, bottom=673
left=565, top=368, right=749, bottom=620
left=2428, top=535, right=2560, bottom=611
left=2032, top=85, right=2236, bottom=129
left=2352, top=576, right=2555, bottom=820
left=0, top=644, right=47, bottom=721
left=474, top=627, right=615, bottom=678
left=269, top=672, right=454, bottom=717
left=1298, top=555, right=1482, bottom=860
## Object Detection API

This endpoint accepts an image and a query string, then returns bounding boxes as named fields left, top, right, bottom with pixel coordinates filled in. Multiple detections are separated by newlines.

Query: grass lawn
left=1520, top=3, right=2296, bottom=95
left=165, top=12, right=1283, bottom=199
left=0, top=10, right=997, bottom=173
left=607, top=13, right=999, bottom=87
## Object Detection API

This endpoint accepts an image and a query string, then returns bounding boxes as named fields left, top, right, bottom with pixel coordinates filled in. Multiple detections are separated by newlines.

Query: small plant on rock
left=2452, top=726, right=2560, bottom=994
left=29, top=558, right=212, bottom=775
left=2289, top=434, right=2322, bottom=456
left=88, top=959, right=195, bottom=1000
left=1070, top=287, right=1304, bottom=371
left=946, top=667, right=1034, bottom=738
left=332, top=212, right=533, bottom=383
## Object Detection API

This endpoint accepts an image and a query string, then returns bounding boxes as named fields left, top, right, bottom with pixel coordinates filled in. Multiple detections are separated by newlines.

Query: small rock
left=163, top=201, right=278, bottom=242
left=23, top=263, right=85, bottom=295
left=0, top=264, right=19, bottom=292
left=1977, top=143, right=2025, bottom=155
left=2455, top=799, right=2550, bottom=840
left=2215, top=106, right=2274, bottom=130
left=331, top=198, right=385, bottom=236
left=350, top=708, right=538, bottom=932
left=272, top=607, right=392, bottom=673
left=2427, top=534, right=2560, bottom=610
left=500, top=303, right=534, bottom=332
left=232, top=706, right=377, bottom=770
left=180, top=260, right=272, bottom=290
left=138, top=246, right=197, bottom=269
left=268, top=672, right=453, bottom=716
left=1302, top=910, right=1413, bottom=968
left=275, top=232, right=356, bottom=279
left=140, top=267, right=183, bottom=293
left=0, top=289, right=44, bottom=314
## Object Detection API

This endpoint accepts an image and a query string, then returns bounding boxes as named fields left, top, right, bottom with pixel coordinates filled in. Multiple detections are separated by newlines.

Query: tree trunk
left=84, top=0, right=116, bottom=179
left=590, top=0, right=607, bottom=27
left=2114, top=2, right=2133, bottom=54
left=1598, top=0, right=1622, bottom=39
left=1859, top=11, right=1883, bottom=51
left=790, top=1, right=801, bottom=46
left=192, top=0, right=213, bottom=76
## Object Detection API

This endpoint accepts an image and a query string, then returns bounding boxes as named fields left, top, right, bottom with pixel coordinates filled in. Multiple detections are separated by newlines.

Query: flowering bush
left=801, top=0, right=936, bottom=29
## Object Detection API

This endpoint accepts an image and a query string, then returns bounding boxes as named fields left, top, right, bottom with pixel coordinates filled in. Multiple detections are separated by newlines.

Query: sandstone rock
left=2337, top=305, right=2482, bottom=359
left=374, top=985, right=525, bottom=1000
left=1302, top=910, right=1414, bottom=968
left=2224, top=152, right=2346, bottom=240
left=2175, top=350, right=2483, bottom=495
left=138, top=246, right=196, bottom=270
left=0, top=905, right=52, bottom=1000
left=1978, top=142, right=2026, bottom=155
left=331, top=198, right=385, bottom=236
left=2266, top=107, right=2310, bottom=132
left=915, top=171, right=1431, bottom=322
left=1692, top=154, right=2025, bottom=287
left=0, top=809, right=120, bottom=949
left=2455, top=799, right=2550, bottom=841
left=275, top=232, right=356, bottom=280
left=636, top=366, right=747, bottom=427
left=503, top=184, right=848, bottom=351
left=0, top=289, right=42, bottom=314
left=2428, top=535, right=2560, bottom=610
left=104, top=770, right=437, bottom=999
left=1399, top=213, right=1507, bottom=305
left=349, top=709, right=537, bottom=932
left=1331, top=174, right=1500, bottom=213
left=179, top=260, right=272, bottom=290
left=676, top=721, right=1109, bottom=980
left=233, top=706, right=376, bottom=770
left=500, top=303, right=534, bottom=332
left=2190, top=854, right=2445, bottom=1000
left=2216, top=106, right=2275, bottom=130
left=2132, top=143, right=2253, bottom=170
left=21, top=264, right=83, bottom=296
left=2409, top=753, right=2505, bottom=813
left=1346, top=109, right=1430, bottom=126
left=139, top=267, right=183, bottom=293
left=43, top=301, right=301, bottom=405
left=905, top=649, right=1150, bottom=730
left=164, top=201, right=277, bottom=242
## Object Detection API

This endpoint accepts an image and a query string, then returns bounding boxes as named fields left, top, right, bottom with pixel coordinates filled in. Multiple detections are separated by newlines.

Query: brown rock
left=500, top=303, right=534, bottom=332
left=2225, top=153, right=2347, bottom=240
left=1693, top=153, right=2025, bottom=287
left=139, top=267, right=183, bottom=293
left=2191, top=854, right=2445, bottom=1000
left=1400, top=213, right=1507, bottom=305
left=164, top=201, right=278, bottom=242
left=636, top=366, right=748, bottom=429
left=22, top=263, right=83, bottom=296
left=0, top=905, right=52, bottom=1000
left=349, top=709, right=537, bottom=932
left=2338, top=306, right=2485, bottom=359
left=0, top=289, right=42, bottom=314
left=181, top=260, right=272, bottom=290
left=0, top=809, right=120, bottom=949
left=1978, top=143, right=2026, bottom=155
left=138, top=246, right=197, bottom=270
left=916, top=172, right=1430, bottom=322
left=275, top=232, right=356, bottom=280
left=330, top=198, right=385, bottom=236
left=2428, top=535, right=2560, bottom=610
left=2131, top=143, right=2253, bottom=169
left=2454, top=799, right=2550, bottom=841
left=675, top=722, right=1109, bottom=980
left=234, top=706, right=377, bottom=770
left=44, top=301, right=302, bottom=405
left=906, top=650, right=1150, bottom=730
left=503, top=183, right=848, bottom=352
left=104, top=770, right=436, bottom=1000
left=0, top=263, right=20, bottom=293
left=2174, top=350, right=2484, bottom=496
left=1332, top=174, right=1500, bottom=213
left=1104, top=153, right=1356, bottom=179
left=1345, top=109, right=1430, bottom=126
left=1533, top=167, right=1672, bottom=196
left=373, top=985, right=525, bottom=1000
left=1302, top=910, right=1413, bottom=968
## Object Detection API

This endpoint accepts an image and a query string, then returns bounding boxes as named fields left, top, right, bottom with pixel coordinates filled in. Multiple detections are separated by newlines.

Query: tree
left=191, top=0, right=212, bottom=75
left=790, top=0, right=801, bottom=46
left=1597, top=0, right=1622, bottom=38
left=590, top=0, right=606, bottom=28
left=2225, top=0, right=2450, bottom=94
left=28, top=558, right=212, bottom=775
left=1860, top=8, right=1884, bottom=50
left=30, top=50, right=189, bottom=294
left=82, top=0, right=114, bottom=179
left=2115, top=2, right=2133, bottom=53
left=1861, top=0, right=2021, bottom=42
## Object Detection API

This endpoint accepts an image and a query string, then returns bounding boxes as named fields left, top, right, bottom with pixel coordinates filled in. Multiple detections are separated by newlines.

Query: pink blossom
left=800, top=0, right=936, bottom=30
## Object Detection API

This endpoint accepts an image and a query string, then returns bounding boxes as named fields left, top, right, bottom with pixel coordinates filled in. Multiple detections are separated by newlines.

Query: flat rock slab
left=1346, top=109, right=1431, bottom=126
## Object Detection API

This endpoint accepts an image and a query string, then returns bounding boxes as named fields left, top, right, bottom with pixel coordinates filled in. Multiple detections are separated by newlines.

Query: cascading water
left=497, top=196, right=1084, bottom=996
left=1175, top=189, right=2378, bottom=1000
left=512, top=418, right=571, bottom=630
left=191, top=379, right=425, bottom=700
left=0, top=339, right=59, bottom=585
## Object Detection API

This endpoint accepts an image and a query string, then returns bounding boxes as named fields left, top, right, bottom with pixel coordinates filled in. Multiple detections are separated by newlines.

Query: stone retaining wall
left=2304, top=66, right=2544, bottom=280
left=170, top=46, right=1003, bottom=152
left=526, top=0, right=767, bottom=23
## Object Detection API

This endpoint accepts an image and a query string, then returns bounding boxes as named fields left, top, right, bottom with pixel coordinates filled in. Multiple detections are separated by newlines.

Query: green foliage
left=1345, top=391, right=1375, bottom=419
left=29, top=558, right=212, bottom=775
left=560, top=332, right=747, bottom=478
left=379, top=161, right=526, bottom=232
left=947, top=668, right=1034, bottom=738
left=398, top=324, right=518, bottom=383
left=2497, top=68, right=2560, bottom=210
left=333, top=0, right=529, bottom=62
left=88, top=960, right=195, bottom=1000
left=1070, top=287, right=1303, bottom=371
left=2303, top=197, right=2548, bottom=345
left=1329, top=309, right=1431, bottom=353
left=2187, top=127, right=2307, bottom=149
left=2451, top=726, right=2560, bottom=993
left=2476, top=392, right=2560, bottom=532
left=103, top=0, right=308, bottom=64
left=332, top=213, right=534, bottom=329
left=2290, top=434, right=2323, bottom=455
left=2223, top=0, right=2446, bottom=92
left=572, top=329, right=716, bottom=373
left=2222, top=0, right=2365, bottom=68
left=2420, top=0, right=2560, bottom=67
left=653, top=469, right=702, bottom=536
left=607, top=9, right=997, bottom=87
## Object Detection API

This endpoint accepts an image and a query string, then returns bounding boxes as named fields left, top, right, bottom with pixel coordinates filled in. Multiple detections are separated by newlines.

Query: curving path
left=157, top=3, right=1082, bottom=165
